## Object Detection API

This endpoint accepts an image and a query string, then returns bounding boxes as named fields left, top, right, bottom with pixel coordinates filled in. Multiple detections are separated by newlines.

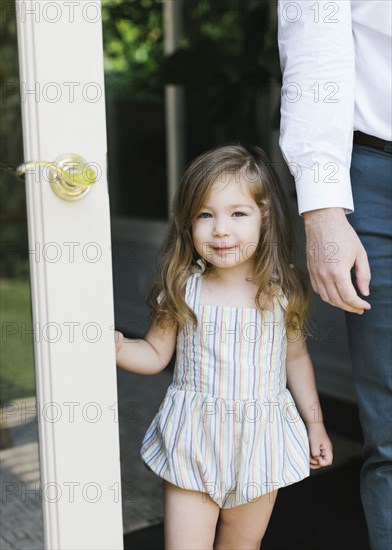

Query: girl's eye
left=232, top=211, right=246, bottom=217
left=198, top=212, right=212, bottom=218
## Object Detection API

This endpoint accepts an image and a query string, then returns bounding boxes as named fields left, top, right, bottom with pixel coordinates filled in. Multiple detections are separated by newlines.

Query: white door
left=15, top=1, right=123, bottom=548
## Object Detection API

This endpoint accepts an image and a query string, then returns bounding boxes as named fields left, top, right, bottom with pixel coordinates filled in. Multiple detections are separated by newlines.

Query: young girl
left=115, top=144, right=333, bottom=550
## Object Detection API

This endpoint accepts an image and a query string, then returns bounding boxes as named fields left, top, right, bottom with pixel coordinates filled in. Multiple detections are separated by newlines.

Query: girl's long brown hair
left=147, top=144, right=310, bottom=335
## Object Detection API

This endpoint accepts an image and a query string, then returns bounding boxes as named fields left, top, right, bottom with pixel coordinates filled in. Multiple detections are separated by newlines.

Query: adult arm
left=277, top=0, right=371, bottom=313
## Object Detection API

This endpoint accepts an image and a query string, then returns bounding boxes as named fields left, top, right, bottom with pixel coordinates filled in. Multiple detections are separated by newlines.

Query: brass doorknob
left=16, top=153, right=97, bottom=201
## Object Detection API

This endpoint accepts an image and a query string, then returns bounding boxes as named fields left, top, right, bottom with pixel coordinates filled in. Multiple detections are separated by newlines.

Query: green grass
left=0, top=278, right=36, bottom=404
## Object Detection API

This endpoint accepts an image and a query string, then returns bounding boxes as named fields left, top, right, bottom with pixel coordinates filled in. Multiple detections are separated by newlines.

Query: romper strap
left=270, top=272, right=288, bottom=311
left=185, top=262, right=205, bottom=308
left=276, top=288, right=288, bottom=310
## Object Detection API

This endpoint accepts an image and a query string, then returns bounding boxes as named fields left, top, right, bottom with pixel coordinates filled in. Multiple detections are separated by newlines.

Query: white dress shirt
left=277, top=0, right=392, bottom=215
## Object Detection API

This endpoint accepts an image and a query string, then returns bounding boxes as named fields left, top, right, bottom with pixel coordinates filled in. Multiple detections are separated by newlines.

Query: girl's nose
left=212, top=218, right=230, bottom=237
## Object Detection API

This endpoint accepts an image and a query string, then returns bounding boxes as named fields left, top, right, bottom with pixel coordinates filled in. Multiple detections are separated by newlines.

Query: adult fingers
left=335, top=274, right=371, bottom=312
left=306, top=254, right=357, bottom=311
left=311, top=272, right=367, bottom=314
left=354, top=248, right=371, bottom=297
left=308, top=259, right=370, bottom=313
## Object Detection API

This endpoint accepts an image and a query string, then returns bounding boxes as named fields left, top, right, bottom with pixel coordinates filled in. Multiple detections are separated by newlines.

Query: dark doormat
left=123, top=458, right=370, bottom=550
left=261, top=458, right=370, bottom=549
left=124, top=522, right=164, bottom=550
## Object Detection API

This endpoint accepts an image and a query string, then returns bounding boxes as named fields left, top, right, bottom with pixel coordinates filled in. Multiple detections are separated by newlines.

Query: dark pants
left=345, top=142, right=392, bottom=550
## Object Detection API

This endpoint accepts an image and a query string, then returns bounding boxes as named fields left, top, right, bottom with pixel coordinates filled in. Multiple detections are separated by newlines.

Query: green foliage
left=101, top=0, right=281, bottom=108
left=102, top=0, right=165, bottom=101
left=0, top=2, right=28, bottom=279
left=0, top=280, right=36, bottom=402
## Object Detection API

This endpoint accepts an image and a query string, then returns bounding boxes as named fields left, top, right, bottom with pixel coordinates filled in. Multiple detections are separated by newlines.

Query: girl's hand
left=114, top=330, right=124, bottom=354
left=306, top=422, right=333, bottom=470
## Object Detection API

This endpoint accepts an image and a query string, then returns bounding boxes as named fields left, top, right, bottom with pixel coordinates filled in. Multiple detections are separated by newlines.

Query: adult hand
left=303, top=208, right=371, bottom=314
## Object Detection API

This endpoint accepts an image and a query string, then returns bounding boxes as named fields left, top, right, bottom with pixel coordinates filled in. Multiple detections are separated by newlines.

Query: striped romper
left=140, top=268, right=310, bottom=509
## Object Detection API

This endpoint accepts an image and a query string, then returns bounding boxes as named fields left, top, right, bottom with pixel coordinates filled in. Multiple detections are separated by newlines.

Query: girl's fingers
left=311, top=456, right=332, bottom=468
left=322, top=450, right=333, bottom=465
left=310, top=443, right=321, bottom=460
left=310, top=446, right=333, bottom=468
left=320, top=442, right=333, bottom=464
left=310, top=452, right=321, bottom=468
left=114, top=330, right=124, bottom=353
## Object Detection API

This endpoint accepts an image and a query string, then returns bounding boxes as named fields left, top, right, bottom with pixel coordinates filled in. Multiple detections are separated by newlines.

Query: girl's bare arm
left=285, top=331, right=323, bottom=425
left=115, top=319, right=178, bottom=375
left=286, top=330, right=333, bottom=468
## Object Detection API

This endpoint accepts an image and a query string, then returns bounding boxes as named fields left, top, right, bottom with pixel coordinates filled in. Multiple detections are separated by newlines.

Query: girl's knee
left=214, top=520, right=264, bottom=550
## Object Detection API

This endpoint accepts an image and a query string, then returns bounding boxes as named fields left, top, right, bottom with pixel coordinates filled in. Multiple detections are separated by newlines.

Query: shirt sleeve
left=277, top=0, right=355, bottom=215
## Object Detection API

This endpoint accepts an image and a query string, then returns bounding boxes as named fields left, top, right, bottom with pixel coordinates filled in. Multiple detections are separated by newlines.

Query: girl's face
left=192, top=174, right=262, bottom=276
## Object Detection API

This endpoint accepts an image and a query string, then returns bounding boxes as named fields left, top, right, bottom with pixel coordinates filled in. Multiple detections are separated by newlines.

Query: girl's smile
left=211, top=244, right=237, bottom=252
left=192, top=175, right=262, bottom=276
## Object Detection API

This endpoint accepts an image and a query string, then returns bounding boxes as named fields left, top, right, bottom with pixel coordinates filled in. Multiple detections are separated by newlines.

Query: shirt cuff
left=294, top=166, right=354, bottom=216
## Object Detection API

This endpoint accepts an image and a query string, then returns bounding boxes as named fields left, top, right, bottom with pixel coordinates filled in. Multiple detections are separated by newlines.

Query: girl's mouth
left=212, top=246, right=235, bottom=253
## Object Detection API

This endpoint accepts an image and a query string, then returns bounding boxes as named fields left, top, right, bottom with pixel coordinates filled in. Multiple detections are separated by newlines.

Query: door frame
left=15, top=1, right=123, bottom=548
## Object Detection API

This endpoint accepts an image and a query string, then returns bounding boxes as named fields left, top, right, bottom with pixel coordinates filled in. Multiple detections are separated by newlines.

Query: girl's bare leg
left=214, top=490, right=278, bottom=550
left=163, top=479, right=220, bottom=549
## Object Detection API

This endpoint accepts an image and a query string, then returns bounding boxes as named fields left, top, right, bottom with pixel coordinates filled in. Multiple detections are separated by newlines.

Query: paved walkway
left=1, top=371, right=364, bottom=550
